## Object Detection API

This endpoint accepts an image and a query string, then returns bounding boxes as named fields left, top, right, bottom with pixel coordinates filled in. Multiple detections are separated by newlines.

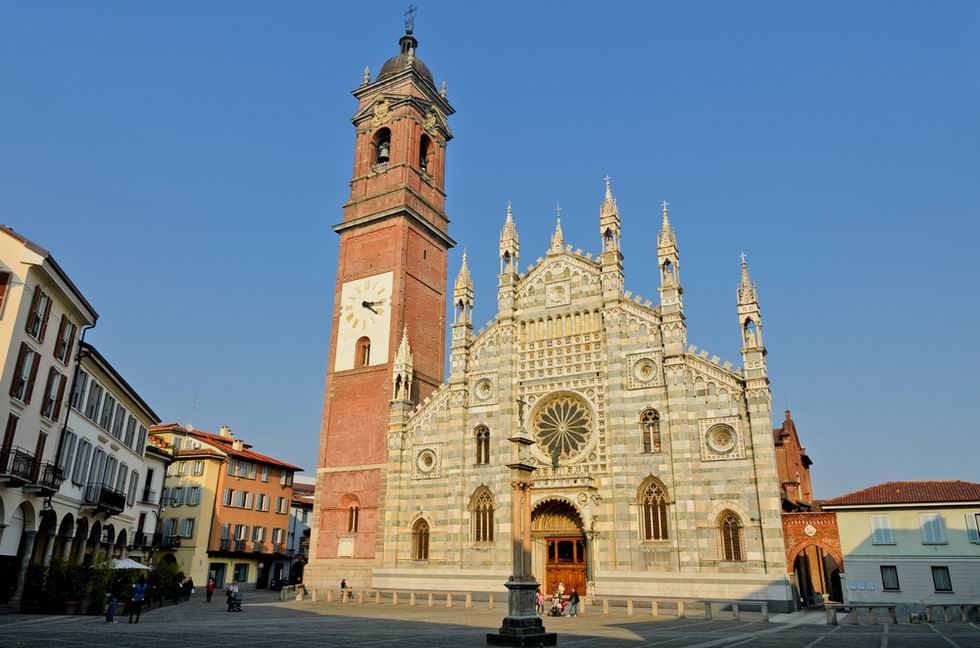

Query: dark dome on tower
left=377, top=29, right=434, bottom=84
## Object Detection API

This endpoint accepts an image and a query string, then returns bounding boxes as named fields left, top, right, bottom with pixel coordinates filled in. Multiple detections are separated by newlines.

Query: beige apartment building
left=0, top=225, right=97, bottom=605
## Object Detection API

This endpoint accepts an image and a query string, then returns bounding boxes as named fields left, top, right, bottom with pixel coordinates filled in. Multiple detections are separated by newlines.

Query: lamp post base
left=486, top=580, right=557, bottom=646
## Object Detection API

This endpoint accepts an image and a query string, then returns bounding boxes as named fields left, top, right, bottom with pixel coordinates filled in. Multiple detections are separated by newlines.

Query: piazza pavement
left=1, top=591, right=979, bottom=648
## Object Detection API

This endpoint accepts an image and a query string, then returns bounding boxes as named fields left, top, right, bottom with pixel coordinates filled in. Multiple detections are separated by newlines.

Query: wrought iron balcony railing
left=139, top=489, right=157, bottom=505
left=0, top=447, right=36, bottom=485
left=83, top=482, right=126, bottom=515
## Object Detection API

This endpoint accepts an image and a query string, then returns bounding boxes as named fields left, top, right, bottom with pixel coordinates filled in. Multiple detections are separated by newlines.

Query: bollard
left=358, top=591, right=365, bottom=604
left=761, top=602, right=769, bottom=623
left=465, top=593, right=472, bottom=609
left=626, top=599, right=634, bottom=616
left=488, top=593, right=493, bottom=609
left=602, top=599, right=609, bottom=615
left=870, top=607, right=877, bottom=625
left=578, top=598, right=585, bottom=616
left=704, top=601, right=712, bottom=620
left=375, top=591, right=381, bottom=605
left=944, top=606, right=952, bottom=623
left=410, top=592, right=417, bottom=606
left=296, top=588, right=304, bottom=602
left=392, top=592, right=398, bottom=606
left=651, top=600, right=658, bottom=617
left=889, top=606, right=897, bottom=625
left=826, top=606, right=837, bottom=625
left=312, top=589, right=319, bottom=602
left=428, top=592, right=434, bottom=607
left=327, top=589, right=333, bottom=603
left=677, top=601, right=685, bottom=619
left=732, top=603, right=740, bottom=621
left=446, top=593, right=453, bottom=608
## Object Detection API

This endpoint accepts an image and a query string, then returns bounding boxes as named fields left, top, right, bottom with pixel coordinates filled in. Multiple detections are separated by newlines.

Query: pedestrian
left=227, top=581, right=240, bottom=612
left=557, top=581, right=565, bottom=598
left=129, top=576, right=148, bottom=624
left=340, top=578, right=348, bottom=601
left=206, top=577, right=216, bottom=603
left=105, top=581, right=120, bottom=624
left=535, top=588, right=545, bottom=615
left=567, top=588, right=580, bottom=617
left=185, top=577, right=195, bottom=601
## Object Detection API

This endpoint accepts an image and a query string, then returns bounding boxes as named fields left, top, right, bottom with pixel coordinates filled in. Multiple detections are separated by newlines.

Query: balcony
left=219, top=538, right=230, bottom=551
left=234, top=540, right=247, bottom=552
left=272, top=542, right=283, bottom=554
left=252, top=541, right=265, bottom=552
left=138, top=489, right=157, bottom=505
left=157, top=534, right=181, bottom=549
left=130, top=532, right=154, bottom=549
left=0, top=447, right=36, bottom=486
left=82, top=482, right=126, bottom=515
left=24, top=462, right=64, bottom=495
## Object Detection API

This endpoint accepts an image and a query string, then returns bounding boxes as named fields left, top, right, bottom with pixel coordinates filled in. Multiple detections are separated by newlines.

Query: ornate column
left=487, top=431, right=557, bottom=646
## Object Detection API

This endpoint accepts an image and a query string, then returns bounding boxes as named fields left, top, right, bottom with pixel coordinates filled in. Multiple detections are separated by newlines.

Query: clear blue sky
left=2, top=2, right=978, bottom=498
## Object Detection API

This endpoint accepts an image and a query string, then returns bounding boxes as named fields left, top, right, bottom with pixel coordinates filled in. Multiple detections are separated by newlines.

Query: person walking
left=226, top=581, right=239, bottom=612
left=185, top=577, right=195, bottom=601
left=567, top=588, right=580, bottom=617
left=340, top=578, right=348, bottom=601
left=129, top=576, right=148, bottom=624
left=105, top=581, right=120, bottom=624
left=535, top=588, right=545, bottom=615
left=206, top=577, right=216, bottom=603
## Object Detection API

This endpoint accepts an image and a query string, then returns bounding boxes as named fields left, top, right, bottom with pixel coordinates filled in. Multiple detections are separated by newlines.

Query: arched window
left=348, top=506, right=359, bottom=533
left=474, top=426, right=490, bottom=465
left=640, top=482, right=669, bottom=541
left=374, top=128, right=391, bottom=165
left=744, top=319, right=758, bottom=347
left=471, top=489, right=494, bottom=543
left=719, top=511, right=744, bottom=562
left=412, top=519, right=429, bottom=560
left=355, top=337, right=371, bottom=368
left=418, top=134, right=432, bottom=173
left=640, top=409, right=661, bottom=453
left=662, top=260, right=675, bottom=285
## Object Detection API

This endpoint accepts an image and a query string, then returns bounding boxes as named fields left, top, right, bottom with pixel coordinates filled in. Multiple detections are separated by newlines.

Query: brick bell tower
left=309, top=16, right=455, bottom=587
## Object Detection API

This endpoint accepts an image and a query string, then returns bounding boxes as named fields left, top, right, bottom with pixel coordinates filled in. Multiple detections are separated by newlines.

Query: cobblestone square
left=2, top=592, right=980, bottom=648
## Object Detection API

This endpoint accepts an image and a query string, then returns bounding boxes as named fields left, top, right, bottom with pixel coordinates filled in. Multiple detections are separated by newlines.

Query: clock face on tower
left=334, top=271, right=394, bottom=372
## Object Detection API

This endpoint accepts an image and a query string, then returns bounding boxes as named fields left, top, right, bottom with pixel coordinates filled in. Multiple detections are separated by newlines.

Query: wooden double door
left=543, top=536, right=587, bottom=597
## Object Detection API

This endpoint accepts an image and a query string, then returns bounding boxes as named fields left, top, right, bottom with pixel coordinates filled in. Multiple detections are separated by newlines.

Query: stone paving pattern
left=2, top=592, right=980, bottom=648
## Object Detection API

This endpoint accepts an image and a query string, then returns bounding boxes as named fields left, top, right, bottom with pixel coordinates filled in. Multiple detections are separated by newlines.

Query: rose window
left=533, top=394, right=593, bottom=460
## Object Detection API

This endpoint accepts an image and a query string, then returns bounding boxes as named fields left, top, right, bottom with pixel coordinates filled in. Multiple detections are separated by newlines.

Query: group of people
left=535, top=582, right=580, bottom=617
left=104, top=576, right=150, bottom=624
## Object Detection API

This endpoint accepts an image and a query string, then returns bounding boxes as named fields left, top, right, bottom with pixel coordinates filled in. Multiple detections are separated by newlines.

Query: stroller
left=548, top=594, right=565, bottom=617
left=229, top=591, right=243, bottom=612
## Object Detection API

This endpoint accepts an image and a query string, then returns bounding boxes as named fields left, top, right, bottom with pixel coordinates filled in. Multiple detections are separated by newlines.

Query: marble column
left=487, top=432, right=556, bottom=646
left=10, top=530, right=38, bottom=604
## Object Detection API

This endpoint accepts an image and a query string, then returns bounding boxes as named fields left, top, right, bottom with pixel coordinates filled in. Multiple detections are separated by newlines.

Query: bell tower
left=310, top=16, right=455, bottom=587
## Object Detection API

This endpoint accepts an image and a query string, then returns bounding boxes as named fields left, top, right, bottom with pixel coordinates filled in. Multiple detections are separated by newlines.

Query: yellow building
left=823, top=481, right=980, bottom=612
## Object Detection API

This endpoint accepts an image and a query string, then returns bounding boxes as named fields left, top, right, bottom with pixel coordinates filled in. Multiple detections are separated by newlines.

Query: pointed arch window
left=662, top=260, right=676, bottom=286
left=474, top=426, right=490, bottom=465
left=471, top=489, right=494, bottom=543
left=743, top=319, right=759, bottom=347
left=412, top=518, right=429, bottom=560
left=641, top=409, right=661, bottom=453
left=355, top=337, right=371, bottom=368
left=719, top=511, right=744, bottom=562
left=640, top=482, right=669, bottom=541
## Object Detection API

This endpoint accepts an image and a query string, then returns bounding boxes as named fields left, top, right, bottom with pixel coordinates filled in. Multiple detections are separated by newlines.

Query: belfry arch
left=531, top=498, right=588, bottom=596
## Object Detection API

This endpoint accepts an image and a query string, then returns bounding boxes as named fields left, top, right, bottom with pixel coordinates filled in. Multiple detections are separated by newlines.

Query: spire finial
left=363, top=66, right=371, bottom=85
left=604, top=175, right=613, bottom=201
left=506, top=200, right=513, bottom=218
left=404, top=4, right=417, bottom=33
left=551, top=206, right=565, bottom=253
left=440, top=80, right=447, bottom=98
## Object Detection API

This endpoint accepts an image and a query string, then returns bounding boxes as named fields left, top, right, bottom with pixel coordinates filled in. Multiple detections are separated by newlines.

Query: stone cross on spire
left=604, top=175, right=613, bottom=201
left=404, top=4, right=417, bottom=32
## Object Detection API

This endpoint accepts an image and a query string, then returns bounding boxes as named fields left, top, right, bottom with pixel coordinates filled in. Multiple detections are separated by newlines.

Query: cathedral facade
left=308, top=22, right=793, bottom=610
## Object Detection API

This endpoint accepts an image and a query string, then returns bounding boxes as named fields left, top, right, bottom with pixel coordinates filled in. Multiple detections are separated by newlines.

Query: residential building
left=0, top=225, right=97, bottom=605
left=129, top=433, right=171, bottom=564
left=822, top=481, right=980, bottom=613
left=152, top=424, right=300, bottom=590
left=287, top=475, right=314, bottom=583
left=49, top=342, right=163, bottom=570
left=309, top=24, right=794, bottom=611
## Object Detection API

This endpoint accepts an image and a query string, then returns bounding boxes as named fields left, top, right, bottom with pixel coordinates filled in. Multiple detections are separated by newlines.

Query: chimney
left=232, top=439, right=244, bottom=451
left=219, top=425, right=233, bottom=438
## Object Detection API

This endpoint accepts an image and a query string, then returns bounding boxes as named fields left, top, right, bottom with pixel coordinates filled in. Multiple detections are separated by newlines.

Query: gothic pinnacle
left=363, top=65, right=371, bottom=85
left=550, top=206, right=564, bottom=252
left=455, top=249, right=473, bottom=292
left=661, top=200, right=670, bottom=231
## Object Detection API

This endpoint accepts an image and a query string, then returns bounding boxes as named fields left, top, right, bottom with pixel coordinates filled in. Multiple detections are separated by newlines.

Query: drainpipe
left=54, top=324, right=95, bottom=481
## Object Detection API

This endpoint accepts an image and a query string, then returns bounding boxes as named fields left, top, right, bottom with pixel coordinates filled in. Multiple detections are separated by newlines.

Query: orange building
left=152, top=424, right=301, bottom=589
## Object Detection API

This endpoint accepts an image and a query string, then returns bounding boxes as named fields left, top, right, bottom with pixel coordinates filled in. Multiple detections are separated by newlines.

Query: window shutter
left=41, top=367, right=56, bottom=416
left=54, top=316, right=66, bottom=360
left=968, top=515, right=980, bottom=544
left=0, top=271, right=10, bottom=314
left=63, top=322, right=75, bottom=364
left=25, top=288, right=40, bottom=335
left=53, top=372, right=67, bottom=421
left=9, top=343, right=26, bottom=397
left=38, top=294, right=52, bottom=343
left=24, top=348, right=40, bottom=404
left=871, top=515, right=893, bottom=544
